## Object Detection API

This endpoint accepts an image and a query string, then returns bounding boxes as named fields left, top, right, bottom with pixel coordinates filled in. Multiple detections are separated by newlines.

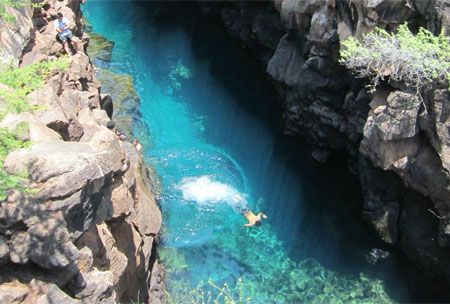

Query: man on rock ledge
left=54, top=12, right=78, bottom=56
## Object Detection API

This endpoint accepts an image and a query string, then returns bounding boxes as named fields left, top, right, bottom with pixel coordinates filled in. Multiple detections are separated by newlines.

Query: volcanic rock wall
left=203, top=0, right=450, bottom=284
left=0, top=1, right=163, bottom=303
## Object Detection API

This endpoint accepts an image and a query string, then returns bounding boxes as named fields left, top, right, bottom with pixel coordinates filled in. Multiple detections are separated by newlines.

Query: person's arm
left=63, top=17, right=70, bottom=30
left=243, top=223, right=254, bottom=227
left=54, top=21, right=62, bottom=33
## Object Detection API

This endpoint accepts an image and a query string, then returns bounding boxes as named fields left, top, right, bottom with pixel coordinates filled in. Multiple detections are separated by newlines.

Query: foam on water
left=178, top=175, right=247, bottom=209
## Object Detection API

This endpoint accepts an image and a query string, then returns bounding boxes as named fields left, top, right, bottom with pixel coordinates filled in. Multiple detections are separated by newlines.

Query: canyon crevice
left=2, top=0, right=450, bottom=301
left=202, top=0, right=450, bottom=285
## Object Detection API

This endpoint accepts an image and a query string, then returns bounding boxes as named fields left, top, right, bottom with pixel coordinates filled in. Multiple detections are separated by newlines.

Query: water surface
left=83, top=1, right=443, bottom=302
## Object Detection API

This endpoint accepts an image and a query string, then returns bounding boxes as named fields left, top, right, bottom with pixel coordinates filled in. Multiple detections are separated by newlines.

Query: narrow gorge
left=1, top=0, right=450, bottom=303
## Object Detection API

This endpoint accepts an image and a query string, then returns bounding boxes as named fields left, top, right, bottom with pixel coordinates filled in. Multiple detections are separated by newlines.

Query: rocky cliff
left=202, top=0, right=450, bottom=285
left=0, top=1, right=163, bottom=303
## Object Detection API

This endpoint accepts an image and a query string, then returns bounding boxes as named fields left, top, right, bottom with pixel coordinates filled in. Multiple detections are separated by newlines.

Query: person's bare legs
left=259, top=213, right=268, bottom=219
left=63, top=41, right=72, bottom=56
left=71, top=39, right=79, bottom=54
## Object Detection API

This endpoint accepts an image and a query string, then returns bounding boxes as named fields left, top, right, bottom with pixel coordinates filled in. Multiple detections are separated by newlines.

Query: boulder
left=0, top=112, right=63, bottom=144
left=72, top=268, right=116, bottom=303
left=0, top=280, right=80, bottom=304
left=0, top=4, right=33, bottom=65
left=27, top=216, right=79, bottom=270
left=267, top=34, right=305, bottom=86
left=9, top=232, right=30, bottom=264
left=111, top=179, right=134, bottom=219
left=76, top=246, right=94, bottom=274
left=372, top=91, right=421, bottom=141
left=27, top=86, right=60, bottom=108
left=277, top=0, right=322, bottom=30
left=35, top=283, right=79, bottom=304
left=38, top=106, right=84, bottom=141
left=0, top=236, right=10, bottom=266
left=362, top=202, right=400, bottom=244
left=0, top=281, right=30, bottom=304
left=360, top=90, right=422, bottom=170
left=95, top=223, right=128, bottom=294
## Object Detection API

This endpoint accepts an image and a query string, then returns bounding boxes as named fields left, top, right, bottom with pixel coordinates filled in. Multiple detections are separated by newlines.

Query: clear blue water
left=83, top=1, right=443, bottom=302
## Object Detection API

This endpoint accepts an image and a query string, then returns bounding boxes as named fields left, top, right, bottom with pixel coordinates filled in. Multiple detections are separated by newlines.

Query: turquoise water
left=83, top=1, right=444, bottom=302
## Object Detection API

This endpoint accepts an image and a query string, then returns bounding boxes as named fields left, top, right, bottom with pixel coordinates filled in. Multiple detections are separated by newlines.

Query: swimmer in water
left=232, top=195, right=268, bottom=227
left=242, top=210, right=268, bottom=227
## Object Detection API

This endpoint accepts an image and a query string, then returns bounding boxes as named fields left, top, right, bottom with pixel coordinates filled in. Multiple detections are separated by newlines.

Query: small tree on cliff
left=339, top=24, right=450, bottom=98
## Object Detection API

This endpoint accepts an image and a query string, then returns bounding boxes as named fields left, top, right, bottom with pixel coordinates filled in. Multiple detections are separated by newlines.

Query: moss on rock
left=86, top=32, right=114, bottom=66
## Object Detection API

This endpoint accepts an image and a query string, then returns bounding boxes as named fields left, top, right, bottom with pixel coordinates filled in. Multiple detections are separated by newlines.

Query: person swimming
left=232, top=194, right=268, bottom=227
left=242, top=210, right=268, bottom=227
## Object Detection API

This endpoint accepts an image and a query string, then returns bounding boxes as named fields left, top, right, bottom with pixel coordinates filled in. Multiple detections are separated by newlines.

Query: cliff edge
left=0, top=1, right=163, bottom=303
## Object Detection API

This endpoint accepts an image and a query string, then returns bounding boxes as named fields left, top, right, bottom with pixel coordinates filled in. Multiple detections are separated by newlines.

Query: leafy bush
left=340, top=24, right=450, bottom=93
left=0, top=0, right=27, bottom=22
left=0, top=124, right=29, bottom=201
left=0, top=58, right=69, bottom=199
left=0, top=57, right=69, bottom=93
left=0, top=57, right=69, bottom=119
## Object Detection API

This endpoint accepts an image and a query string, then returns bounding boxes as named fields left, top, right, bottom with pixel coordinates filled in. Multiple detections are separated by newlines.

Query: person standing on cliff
left=54, top=12, right=78, bottom=56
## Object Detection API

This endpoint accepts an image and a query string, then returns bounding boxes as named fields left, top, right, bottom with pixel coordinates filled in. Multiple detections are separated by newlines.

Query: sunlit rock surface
left=0, top=0, right=162, bottom=303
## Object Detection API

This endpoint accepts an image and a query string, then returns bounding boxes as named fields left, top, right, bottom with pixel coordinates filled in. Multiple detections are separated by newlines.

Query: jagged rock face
left=86, top=31, right=153, bottom=151
left=0, top=1, right=162, bottom=303
left=205, top=0, right=450, bottom=284
left=0, top=4, right=33, bottom=65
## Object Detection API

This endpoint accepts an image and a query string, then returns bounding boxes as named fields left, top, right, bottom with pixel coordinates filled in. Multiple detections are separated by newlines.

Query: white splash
left=178, top=175, right=247, bottom=209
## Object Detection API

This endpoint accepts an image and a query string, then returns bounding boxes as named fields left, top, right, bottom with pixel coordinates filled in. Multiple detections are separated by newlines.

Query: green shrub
left=0, top=57, right=69, bottom=93
left=0, top=124, right=30, bottom=201
left=0, top=0, right=27, bottom=22
left=340, top=24, right=450, bottom=93
left=0, top=57, right=69, bottom=119
left=0, top=58, right=69, bottom=199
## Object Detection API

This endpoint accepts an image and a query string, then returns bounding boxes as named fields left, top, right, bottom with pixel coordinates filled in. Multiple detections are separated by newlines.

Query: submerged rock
left=365, top=248, right=390, bottom=265
left=86, top=32, right=114, bottom=67
left=96, top=69, right=140, bottom=139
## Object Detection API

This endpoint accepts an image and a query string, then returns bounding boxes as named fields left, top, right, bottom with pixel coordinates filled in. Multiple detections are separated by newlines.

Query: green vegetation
left=0, top=124, right=29, bottom=201
left=0, top=0, right=27, bottom=22
left=0, top=58, right=69, bottom=200
left=0, top=57, right=69, bottom=119
left=0, top=58, right=69, bottom=94
left=340, top=24, right=450, bottom=93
